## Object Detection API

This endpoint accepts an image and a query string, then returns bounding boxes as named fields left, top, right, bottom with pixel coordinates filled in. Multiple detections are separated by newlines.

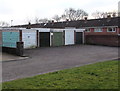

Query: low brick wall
left=2, top=42, right=24, bottom=56
left=85, top=35, right=120, bottom=47
left=2, top=47, right=17, bottom=55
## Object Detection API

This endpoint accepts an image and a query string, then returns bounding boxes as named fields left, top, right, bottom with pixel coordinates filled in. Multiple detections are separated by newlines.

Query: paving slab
left=1, top=53, right=28, bottom=62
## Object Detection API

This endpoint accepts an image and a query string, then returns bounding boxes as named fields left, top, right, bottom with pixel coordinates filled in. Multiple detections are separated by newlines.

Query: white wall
left=34, top=28, right=51, bottom=32
left=51, top=29, right=64, bottom=32
left=21, top=29, right=37, bottom=49
left=65, top=29, right=75, bottom=45
left=75, top=29, right=85, bottom=32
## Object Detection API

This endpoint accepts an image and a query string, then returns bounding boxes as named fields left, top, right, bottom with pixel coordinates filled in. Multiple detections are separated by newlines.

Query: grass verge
left=2, top=60, right=118, bottom=89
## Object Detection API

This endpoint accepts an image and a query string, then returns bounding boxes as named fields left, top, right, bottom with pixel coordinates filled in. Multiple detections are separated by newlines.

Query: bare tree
left=112, top=12, right=117, bottom=17
left=61, top=8, right=88, bottom=21
left=0, top=21, right=9, bottom=27
left=102, top=12, right=108, bottom=18
left=75, top=9, right=88, bottom=20
left=52, top=15, right=61, bottom=22
left=39, top=18, right=50, bottom=23
left=92, top=11, right=103, bottom=19
left=25, top=18, right=32, bottom=25
left=92, top=11, right=118, bottom=19
left=34, top=17, right=39, bottom=24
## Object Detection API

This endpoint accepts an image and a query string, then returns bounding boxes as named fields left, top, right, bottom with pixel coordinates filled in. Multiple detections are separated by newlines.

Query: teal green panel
left=2, top=32, right=19, bottom=48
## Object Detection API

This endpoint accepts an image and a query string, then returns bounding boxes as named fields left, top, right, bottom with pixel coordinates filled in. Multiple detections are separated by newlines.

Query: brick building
left=13, top=17, right=120, bottom=47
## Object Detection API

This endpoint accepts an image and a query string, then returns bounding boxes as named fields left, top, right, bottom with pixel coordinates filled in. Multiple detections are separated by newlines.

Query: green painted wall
left=52, top=32, right=64, bottom=46
left=2, top=32, right=19, bottom=48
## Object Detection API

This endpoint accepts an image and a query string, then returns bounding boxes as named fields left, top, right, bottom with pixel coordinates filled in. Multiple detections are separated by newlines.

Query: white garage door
left=22, top=32, right=37, bottom=49
left=65, top=30, right=75, bottom=45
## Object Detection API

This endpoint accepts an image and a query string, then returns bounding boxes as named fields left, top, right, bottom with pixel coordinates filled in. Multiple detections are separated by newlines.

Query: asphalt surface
left=2, top=45, right=118, bottom=82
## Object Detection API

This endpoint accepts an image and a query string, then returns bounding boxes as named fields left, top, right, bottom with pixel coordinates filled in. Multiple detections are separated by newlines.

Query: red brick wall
left=102, top=28, right=107, bottom=32
left=118, top=28, right=120, bottom=34
left=85, top=27, right=119, bottom=35
left=85, top=35, right=119, bottom=47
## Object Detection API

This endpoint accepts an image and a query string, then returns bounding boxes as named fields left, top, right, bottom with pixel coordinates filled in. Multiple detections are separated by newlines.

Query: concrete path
left=1, top=53, right=28, bottom=62
left=2, top=45, right=118, bottom=82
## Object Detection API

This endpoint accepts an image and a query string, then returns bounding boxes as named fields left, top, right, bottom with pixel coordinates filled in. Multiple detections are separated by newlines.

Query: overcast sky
left=0, top=0, right=119, bottom=25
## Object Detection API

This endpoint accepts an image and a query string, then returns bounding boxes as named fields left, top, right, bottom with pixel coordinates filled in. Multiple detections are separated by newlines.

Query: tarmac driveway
left=2, top=45, right=118, bottom=82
